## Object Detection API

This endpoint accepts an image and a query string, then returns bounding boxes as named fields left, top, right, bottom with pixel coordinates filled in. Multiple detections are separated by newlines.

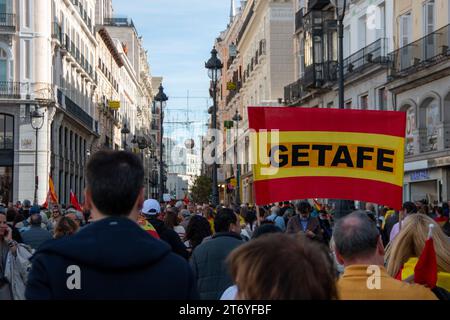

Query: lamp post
left=154, top=84, right=168, bottom=203
left=331, top=0, right=347, bottom=110
left=232, top=109, right=242, bottom=206
left=30, top=108, right=45, bottom=205
left=205, top=46, right=223, bottom=207
left=132, top=135, right=149, bottom=197
left=121, top=123, right=130, bottom=150
left=331, top=0, right=351, bottom=218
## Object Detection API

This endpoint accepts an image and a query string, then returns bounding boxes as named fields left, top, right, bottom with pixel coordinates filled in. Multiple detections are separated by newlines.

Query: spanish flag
left=248, top=107, right=406, bottom=209
left=137, top=214, right=160, bottom=239
left=42, top=175, right=58, bottom=208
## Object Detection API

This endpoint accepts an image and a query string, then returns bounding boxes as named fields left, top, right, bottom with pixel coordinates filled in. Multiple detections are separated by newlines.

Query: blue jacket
left=25, top=217, right=199, bottom=300
left=21, top=226, right=52, bottom=250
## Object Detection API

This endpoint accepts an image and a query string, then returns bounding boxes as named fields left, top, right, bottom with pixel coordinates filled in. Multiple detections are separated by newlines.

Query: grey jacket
left=21, top=226, right=52, bottom=250
left=190, top=232, right=243, bottom=300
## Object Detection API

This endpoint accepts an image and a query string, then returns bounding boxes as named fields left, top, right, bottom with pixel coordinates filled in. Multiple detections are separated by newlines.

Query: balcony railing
left=0, top=13, right=16, bottom=29
left=103, top=17, right=135, bottom=28
left=284, top=79, right=307, bottom=105
left=65, top=95, right=94, bottom=130
left=344, top=38, right=388, bottom=77
left=60, top=34, right=97, bottom=82
left=389, top=24, right=450, bottom=77
left=0, top=82, right=22, bottom=99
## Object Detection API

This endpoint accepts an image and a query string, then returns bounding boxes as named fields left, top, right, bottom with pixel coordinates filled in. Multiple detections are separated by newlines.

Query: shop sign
left=410, top=170, right=430, bottom=182
left=108, top=100, right=121, bottom=110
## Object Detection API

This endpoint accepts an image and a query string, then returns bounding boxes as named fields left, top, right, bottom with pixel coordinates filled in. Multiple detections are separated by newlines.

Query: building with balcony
left=214, top=0, right=295, bottom=206
left=387, top=0, right=450, bottom=204
left=285, top=0, right=394, bottom=109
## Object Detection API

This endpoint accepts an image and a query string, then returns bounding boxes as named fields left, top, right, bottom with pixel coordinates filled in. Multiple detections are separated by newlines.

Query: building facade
left=215, top=0, right=295, bottom=206
left=387, top=0, right=450, bottom=204
left=0, top=0, right=158, bottom=205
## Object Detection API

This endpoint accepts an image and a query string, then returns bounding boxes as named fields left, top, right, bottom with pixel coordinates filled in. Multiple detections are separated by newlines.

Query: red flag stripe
left=253, top=176, right=402, bottom=209
left=248, top=107, right=406, bottom=137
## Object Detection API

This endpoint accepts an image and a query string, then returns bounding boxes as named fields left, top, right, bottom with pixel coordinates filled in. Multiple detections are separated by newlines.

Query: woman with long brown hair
left=385, top=214, right=450, bottom=291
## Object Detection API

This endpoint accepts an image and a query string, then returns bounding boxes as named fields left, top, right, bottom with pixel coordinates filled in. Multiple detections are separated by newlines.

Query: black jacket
left=147, top=217, right=189, bottom=260
left=25, top=217, right=198, bottom=300
left=190, top=232, right=243, bottom=300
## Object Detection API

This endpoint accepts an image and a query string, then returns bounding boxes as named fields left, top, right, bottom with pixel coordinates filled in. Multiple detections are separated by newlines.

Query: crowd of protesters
left=1, top=150, right=449, bottom=300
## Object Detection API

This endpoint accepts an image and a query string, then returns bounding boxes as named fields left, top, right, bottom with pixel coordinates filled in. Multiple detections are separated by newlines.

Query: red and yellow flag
left=248, top=107, right=406, bottom=210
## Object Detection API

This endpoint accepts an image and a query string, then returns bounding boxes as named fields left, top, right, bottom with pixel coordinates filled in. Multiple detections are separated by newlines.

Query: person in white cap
left=142, top=199, right=189, bottom=260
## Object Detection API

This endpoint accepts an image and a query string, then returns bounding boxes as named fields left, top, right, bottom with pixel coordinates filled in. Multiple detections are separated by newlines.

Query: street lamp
left=205, top=46, right=223, bottom=207
left=154, top=84, right=168, bottom=203
left=121, top=123, right=130, bottom=150
left=30, top=108, right=45, bottom=205
left=331, top=0, right=352, bottom=219
left=232, top=109, right=242, bottom=206
left=330, top=0, right=347, bottom=110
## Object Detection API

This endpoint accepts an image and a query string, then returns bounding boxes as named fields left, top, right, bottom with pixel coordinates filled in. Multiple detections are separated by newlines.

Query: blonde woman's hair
left=386, top=214, right=450, bottom=277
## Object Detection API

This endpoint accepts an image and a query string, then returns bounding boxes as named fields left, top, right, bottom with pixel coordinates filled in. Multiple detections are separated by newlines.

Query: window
left=423, top=0, right=436, bottom=59
left=358, top=16, right=367, bottom=49
left=399, top=12, right=412, bottom=70
left=378, top=88, right=387, bottom=111
left=0, top=47, right=8, bottom=82
left=360, top=94, right=369, bottom=110
left=24, top=40, right=31, bottom=79
left=423, top=0, right=435, bottom=36
left=399, top=13, right=412, bottom=47
left=24, top=0, right=31, bottom=28
left=377, top=4, right=386, bottom=40
left=345, top=100, right=352, bottom=109
left=343, top=26, right=350, bottom=58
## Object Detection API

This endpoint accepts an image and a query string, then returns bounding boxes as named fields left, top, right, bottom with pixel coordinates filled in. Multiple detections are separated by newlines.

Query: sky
left=113, top=0, right=233, bottom=142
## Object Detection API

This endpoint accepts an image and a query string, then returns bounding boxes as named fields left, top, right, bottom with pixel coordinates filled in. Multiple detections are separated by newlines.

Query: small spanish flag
left=137, top=215, right=160, bottom=239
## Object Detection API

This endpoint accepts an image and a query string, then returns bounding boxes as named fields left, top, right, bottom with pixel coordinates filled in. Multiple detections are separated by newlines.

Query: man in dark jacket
left=190, top=208, right=243, bottom=300
left=286, top=201, right=323, bottom=241
left=142, top=199, right=189, bottom=260
left=21, top=207, right=52, bottom=250
left=25, top=151, right=198, bottom=300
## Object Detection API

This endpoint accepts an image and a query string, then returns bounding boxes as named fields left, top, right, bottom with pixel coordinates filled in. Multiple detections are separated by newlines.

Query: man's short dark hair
left=296, top=201, right=311, bottom=214
left=402, top=202, right=417, bottom=214
left=214, top=208, right=237, bottom=233
left=30, top=214, right=42, bottom=226
left=86, top=151, right=144, bottom=217
left=333, top=211, right=380, bottom=260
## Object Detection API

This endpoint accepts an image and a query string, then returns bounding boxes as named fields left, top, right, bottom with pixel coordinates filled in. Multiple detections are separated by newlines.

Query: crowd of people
left=0, top=150, right=449, bottom=300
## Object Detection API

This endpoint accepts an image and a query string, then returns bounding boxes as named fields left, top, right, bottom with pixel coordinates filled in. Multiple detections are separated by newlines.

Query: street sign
left=108, top=100, right=121, bottom=110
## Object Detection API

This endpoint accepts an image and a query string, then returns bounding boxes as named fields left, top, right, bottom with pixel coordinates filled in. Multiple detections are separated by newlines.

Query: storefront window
left=0, top=114, right=13, bottom=149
